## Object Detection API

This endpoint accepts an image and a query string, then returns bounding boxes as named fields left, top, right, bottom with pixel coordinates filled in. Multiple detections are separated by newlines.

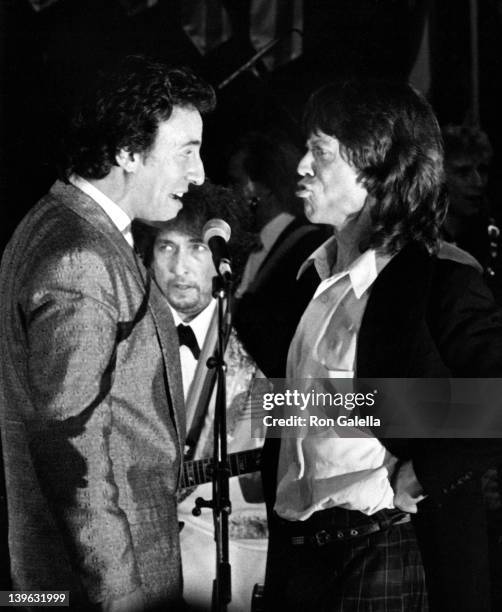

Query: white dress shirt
left=176, top=312, right=268, bottom=612
left=236, top=212, right=295, bottom=297
left=275, top=238, right=399, bottom=521
left=170, top=300, right=217, bottom=400
left=69, top=175, right=133, bottom=247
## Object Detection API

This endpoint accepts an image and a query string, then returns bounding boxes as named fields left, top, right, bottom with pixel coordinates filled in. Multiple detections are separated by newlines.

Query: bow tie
left=177, top=324, right=201, bottom=359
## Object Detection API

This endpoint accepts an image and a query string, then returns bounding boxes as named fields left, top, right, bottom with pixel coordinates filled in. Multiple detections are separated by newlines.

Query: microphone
left=202, top=219, right=233, bottom=282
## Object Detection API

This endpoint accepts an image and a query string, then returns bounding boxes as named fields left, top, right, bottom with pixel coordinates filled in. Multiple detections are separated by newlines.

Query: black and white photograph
left=1, top=1, right=502, bottom=610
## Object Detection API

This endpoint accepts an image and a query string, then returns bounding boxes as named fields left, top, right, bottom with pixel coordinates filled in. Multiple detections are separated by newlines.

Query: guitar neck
left=181, top=448, right=262, bottom=490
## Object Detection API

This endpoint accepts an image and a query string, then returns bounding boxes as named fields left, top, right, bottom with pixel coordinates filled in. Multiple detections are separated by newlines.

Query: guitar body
left=178, top=330, right=269, bottom=610
left=178, top=477, right=268, bottom=611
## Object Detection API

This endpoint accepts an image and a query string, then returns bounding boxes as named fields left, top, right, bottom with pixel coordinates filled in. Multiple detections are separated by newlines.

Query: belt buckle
left=314, top=529, right=331, bottom=546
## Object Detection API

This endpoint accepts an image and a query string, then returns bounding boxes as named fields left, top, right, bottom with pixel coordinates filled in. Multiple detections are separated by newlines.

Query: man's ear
left=116, top=148, right=140, bottom=173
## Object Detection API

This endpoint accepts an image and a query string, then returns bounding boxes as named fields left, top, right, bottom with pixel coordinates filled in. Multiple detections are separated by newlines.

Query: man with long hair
left=247, top=80, right=502, bottom=611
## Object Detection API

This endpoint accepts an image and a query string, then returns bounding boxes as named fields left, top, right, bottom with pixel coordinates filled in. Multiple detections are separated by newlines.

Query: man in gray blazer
left=0, top=56, right=215, bottom=611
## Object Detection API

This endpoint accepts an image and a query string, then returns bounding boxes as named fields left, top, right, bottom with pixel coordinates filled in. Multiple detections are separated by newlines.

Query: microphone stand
left=193, top=272, right=233, bottom=612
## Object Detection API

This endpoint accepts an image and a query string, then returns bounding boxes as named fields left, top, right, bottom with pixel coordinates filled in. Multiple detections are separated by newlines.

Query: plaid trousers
left=264, top=509, right=428, bottom=612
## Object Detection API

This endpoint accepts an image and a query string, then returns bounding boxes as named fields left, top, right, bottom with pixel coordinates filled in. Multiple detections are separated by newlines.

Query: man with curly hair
left=137, top=181, right=267, bottom=611
left=0, top=56, right=215, bottom=611
left=247, top=80, right=502, bottom=611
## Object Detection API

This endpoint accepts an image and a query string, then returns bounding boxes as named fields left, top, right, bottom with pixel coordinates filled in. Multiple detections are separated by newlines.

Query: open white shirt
left=275, top=238, right=398, bottom=520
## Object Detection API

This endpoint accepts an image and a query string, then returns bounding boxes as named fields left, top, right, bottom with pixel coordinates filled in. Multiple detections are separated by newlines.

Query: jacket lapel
left=260, top=217, right=304, bottom=268
left=50, top=180, right=186, bottom=452
left=147, top=279, right=186, bottom=453
left=51, top=181, right=145, bottom=288
left=357, top=243, right=434, bottom=377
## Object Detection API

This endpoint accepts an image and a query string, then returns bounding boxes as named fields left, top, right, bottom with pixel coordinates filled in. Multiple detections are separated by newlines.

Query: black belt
left=276, top=509, right=411, bottom=547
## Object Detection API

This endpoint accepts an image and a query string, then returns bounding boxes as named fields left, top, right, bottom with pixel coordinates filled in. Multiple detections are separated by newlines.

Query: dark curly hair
left=62, top=55, right=216, bottom=180
left=304, top=79, right=448, bottom=254
left=134, top=181, right=259, bottom=285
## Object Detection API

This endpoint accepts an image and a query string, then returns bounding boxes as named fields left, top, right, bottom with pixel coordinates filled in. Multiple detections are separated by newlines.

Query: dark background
left=1, top=0, right=501, bottom=252
left=0, top=0, right=501, bottom=589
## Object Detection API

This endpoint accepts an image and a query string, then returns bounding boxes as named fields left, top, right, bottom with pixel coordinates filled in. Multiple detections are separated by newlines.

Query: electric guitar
left=181, top=447, right=262, bottom=490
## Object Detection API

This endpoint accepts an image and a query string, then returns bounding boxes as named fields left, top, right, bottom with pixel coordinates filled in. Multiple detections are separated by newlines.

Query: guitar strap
left=185, top=295, right=236, bottom=459
left=184, top=306, right=219, bottom=459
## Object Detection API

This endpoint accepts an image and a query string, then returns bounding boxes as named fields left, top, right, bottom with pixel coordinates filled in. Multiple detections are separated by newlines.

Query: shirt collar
left=297, top=235, right=337, bottom=280
left=299, top=236, right=392, bottom=299
left=169, top=299, right=217, bottom=350
left=260, top=212, right=295, bottom=251
left=346, top=249, right=381, bottom=299
left=69, top=174, right=133, bottom=247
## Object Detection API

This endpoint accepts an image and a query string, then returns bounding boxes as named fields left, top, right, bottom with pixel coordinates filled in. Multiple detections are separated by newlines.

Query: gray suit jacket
left=0, top=181, right=185, bottom=609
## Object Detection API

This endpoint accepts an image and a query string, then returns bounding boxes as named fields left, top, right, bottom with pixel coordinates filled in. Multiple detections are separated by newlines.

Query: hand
left=392, top=460, right=427, bottom=514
